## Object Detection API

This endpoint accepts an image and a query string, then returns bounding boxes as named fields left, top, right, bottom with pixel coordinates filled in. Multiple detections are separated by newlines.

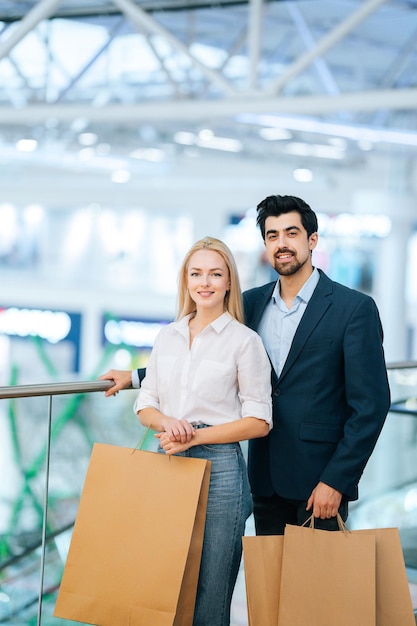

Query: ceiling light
left=174, top=131, right=196, bottom=145
left=259, top=128, right=292, bottom=141
left=174, top=130, right=242, bottom=152
left=198, top=129, right=214, bottom=140
left=78, top=147, right=95, bottom=161
left=111, top=170, right=131, bottom=183
left=24, top=204, right=45, bottom=224
left=357, top=140, right=373, bottom=151
left=16, top=139, right=37, bottom=152
left=130, top=148, right=165, bottom=162
left=285, top=142, right=345, bottom=160
left=238, top=114, right=417, bottom=148
left=78, top=132, right=98, bottom=146
left=293, top=168, right=313, bottom=182
left=328, top=137, right=347, bottom=149
left=197, top=136, right=243, bottom=152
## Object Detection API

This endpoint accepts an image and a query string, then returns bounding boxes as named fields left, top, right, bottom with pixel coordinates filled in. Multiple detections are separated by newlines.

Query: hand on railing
left=98, top=369, right=133, bottom=397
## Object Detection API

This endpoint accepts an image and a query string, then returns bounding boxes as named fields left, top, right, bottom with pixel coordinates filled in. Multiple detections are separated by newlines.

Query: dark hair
left=256, top=195, right=318, bottom=239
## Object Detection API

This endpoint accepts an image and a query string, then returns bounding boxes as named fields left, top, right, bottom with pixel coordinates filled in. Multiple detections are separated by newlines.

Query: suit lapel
left=249, top=282, right=276, bottom=330
left=279, top=271, right=333, bottom=382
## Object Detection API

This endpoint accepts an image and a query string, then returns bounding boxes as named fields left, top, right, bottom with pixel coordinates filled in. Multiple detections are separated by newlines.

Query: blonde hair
left=177, top=236, right=244, bottom=323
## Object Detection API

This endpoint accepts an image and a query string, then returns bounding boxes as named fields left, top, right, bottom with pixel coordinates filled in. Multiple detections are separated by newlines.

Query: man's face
left=264, top=212, right=318, bottom=277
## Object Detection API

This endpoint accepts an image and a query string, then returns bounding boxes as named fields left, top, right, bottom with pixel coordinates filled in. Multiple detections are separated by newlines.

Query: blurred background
left=0, top=0, right=416, bottom=623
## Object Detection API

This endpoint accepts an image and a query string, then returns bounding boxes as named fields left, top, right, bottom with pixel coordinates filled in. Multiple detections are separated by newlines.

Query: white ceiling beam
left=1, top=88, right=416, bottom=123
left=0, top=0, right=64, bottom=61
left=285, top=1, right=339, bottom=96
left=55, top=18, right=125, bottom=103
left=146, top=35, right=181, bottom=96
left=248, top=0, right=264, bottom=90
left=268, top=0, right=388, bottom=95
left=110, top=0, right=237, bottom=96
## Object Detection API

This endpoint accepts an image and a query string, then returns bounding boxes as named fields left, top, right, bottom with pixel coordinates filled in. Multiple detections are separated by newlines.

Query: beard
left=274, top=252, right=308, bottom=276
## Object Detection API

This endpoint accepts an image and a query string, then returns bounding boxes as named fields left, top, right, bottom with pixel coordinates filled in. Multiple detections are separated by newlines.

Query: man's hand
left=98, top=369, right=132, bottom=397
left=306, top=482, right=342, bottom=519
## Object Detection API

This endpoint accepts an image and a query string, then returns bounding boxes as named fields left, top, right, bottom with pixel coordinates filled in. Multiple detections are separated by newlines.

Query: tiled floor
left=410, top=583, right=417, bottom=610
left=230, top=563, right=249, bottom=626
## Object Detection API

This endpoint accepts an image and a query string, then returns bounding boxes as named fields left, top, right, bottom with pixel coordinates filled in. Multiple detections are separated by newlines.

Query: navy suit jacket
left=243, top=269, right=390, bottom=502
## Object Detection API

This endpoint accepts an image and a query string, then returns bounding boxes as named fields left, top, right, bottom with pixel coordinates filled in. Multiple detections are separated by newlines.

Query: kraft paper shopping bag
left=355, top=527, right=415, bottom=626
left=243, top=524, right=415, bottom=626
left=242, top=535, right=283, bottom=626
left=54, top=443, right=211, bottom=626
left=277, top=522, right=376, bottom=626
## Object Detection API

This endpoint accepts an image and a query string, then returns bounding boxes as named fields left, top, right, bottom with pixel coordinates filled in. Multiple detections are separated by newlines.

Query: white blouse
left=134, top=312, right=272, bottom=428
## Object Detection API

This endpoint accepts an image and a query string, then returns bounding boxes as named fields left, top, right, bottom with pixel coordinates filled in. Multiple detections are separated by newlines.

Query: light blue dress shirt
left=258, top=268, right=320, bottom=377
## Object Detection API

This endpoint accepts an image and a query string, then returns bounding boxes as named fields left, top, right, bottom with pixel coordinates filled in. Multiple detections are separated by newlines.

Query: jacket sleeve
left=320, top=295, right=391, bottom=496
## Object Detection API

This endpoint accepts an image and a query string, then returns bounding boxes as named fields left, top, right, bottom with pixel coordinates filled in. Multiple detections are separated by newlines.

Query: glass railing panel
left=0, top=383, right=150, bottom=626
left=349, top=363, right=417, bottom=610
left=350, top=363, right=417, bottom=505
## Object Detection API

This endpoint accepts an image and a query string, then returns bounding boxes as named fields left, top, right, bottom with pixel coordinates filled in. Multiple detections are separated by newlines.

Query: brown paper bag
left=54, top=443, right=211, bottom=626
left=277, top=522, right=376, bottom=625
left=243, top=525, right=415, bottom=626
left=242, top=535, right=283, bottom=626
left=355, top=527, right=415, bottom=626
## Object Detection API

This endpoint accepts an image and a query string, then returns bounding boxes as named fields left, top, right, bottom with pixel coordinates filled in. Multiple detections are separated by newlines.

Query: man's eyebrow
left=266, top=225, right=302, bottom=235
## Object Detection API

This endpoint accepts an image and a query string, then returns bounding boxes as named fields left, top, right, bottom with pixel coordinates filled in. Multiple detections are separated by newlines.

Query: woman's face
left=186, top=249, right=230, bottom=315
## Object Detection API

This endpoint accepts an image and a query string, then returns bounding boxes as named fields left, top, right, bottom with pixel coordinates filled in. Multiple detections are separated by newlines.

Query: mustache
left=274, top=248, right=294, bottom=256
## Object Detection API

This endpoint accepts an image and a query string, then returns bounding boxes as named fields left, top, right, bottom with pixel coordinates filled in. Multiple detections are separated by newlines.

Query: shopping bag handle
left=302, top=513, right=350, bottom=533
left=131, top=423, right=153, bottom=455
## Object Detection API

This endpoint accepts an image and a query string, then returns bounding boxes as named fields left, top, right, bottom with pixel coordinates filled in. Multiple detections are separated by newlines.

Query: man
left=100, top=194, right=390, bottom=534
left=243, top=194, right=390, bottom=534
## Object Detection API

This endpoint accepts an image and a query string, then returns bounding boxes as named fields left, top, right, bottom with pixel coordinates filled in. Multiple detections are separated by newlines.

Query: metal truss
left=0, top=0, right=416, bottom=155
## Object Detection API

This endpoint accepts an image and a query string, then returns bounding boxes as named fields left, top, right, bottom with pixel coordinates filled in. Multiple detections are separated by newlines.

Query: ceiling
left=0, top=0, right=417, bottom=195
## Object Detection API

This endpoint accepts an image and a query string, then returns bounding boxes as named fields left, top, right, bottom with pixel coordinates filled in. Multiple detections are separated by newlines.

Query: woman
left=134, top=236, right=272, bottom=626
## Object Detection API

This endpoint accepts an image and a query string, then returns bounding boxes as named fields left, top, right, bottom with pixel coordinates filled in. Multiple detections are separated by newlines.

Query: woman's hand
left=160, top=417, right=195, bottom=443
left=156, top=431, right=194, bottom=455
left=155, top=418, right=195, bottom=454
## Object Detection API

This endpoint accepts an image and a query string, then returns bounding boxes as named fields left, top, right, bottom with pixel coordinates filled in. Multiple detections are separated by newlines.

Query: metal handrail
left=386, top=361, right=417, bottom=370
left=0, top=360, right=416, bottom=401
left=0, top=379, right=115, bottom=399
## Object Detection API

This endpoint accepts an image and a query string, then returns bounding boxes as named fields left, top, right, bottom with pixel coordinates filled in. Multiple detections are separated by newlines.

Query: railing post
left=37, top=394, right=53, bottom=626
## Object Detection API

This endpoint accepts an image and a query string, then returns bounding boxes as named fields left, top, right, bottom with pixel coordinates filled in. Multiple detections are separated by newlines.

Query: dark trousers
left=253, top=493, right=349, bottom=535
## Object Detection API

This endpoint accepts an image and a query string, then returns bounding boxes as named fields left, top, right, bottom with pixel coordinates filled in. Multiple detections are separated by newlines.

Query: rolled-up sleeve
left=238, top=333, right=273, bottom=429
left=133, top=337, right=160, bottom=414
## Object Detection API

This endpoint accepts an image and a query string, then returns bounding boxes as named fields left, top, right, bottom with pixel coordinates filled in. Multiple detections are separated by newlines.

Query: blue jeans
left=161, top=435, right=253, bottom=626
